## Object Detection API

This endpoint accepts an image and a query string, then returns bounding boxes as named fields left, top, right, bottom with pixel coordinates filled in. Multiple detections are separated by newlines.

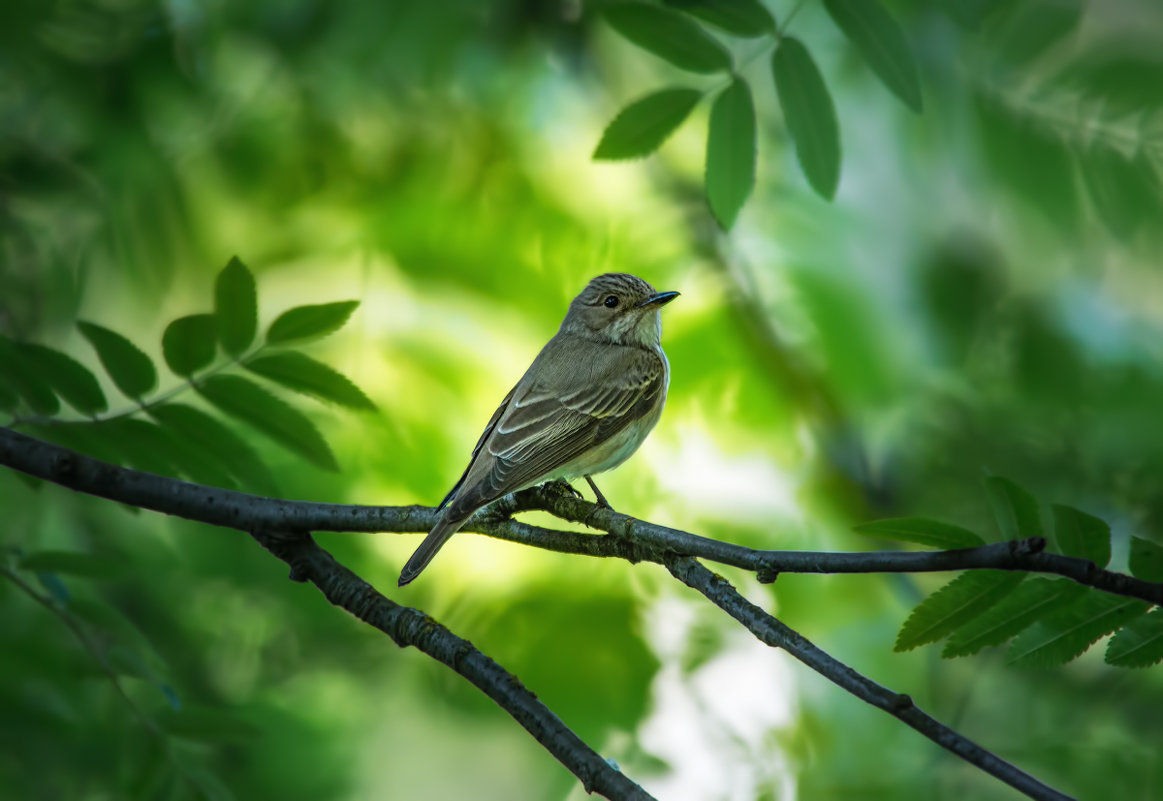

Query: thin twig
left=663, top=555, right=1076, bottom=801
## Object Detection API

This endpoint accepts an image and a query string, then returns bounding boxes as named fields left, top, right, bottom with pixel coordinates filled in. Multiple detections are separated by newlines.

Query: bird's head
left=561, top=273, right=679, bottom=347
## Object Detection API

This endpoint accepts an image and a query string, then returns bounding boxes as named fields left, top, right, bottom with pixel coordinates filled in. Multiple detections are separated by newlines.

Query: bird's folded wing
left=447, top=345, right=664, bottom=514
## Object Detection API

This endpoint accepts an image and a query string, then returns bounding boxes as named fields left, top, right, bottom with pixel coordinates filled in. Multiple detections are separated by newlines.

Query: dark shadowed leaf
left=986, top=0, right=1083, bottom=67
left=942, top=578, right=1087, bottom=657
left=1106, top=609, right=1163, bottom=668
left=36, top=571, right=71, bottom=603
left=0, top=336, right=60, bottom=415
left=1050, top=505, right=1111, bottom=566
left=0, top=377, right=19, bottom=411
left=706, top=78, right=756, bottom=230
left=77, top=322, right=157, bottom=400
left=772, top=38, right=841, bottom=200
left=1129, top=537, right=1163, bottom=582
left=895, top=570, right=1025, bottom=652
left=594, top=89, right=702, bottom=161
left=157, top=707, right=259, bottom=743
left=244, top=352, right=375, bottom=410
left=823, top=0, right=922, bottom=112
left=214, top=256, right=258, bottom=356
left=20, top=550, right=125, bottom=580
left=162, top=314, right=217, bottom=377
left=1008, top=592, right=1149, bottom=667
left=101, top=418, right=183, bottom=477
left=984, top=475, right=1042, bottom=540
left=662, top=0, right=774, bottom=37
left=266, top=301, right=360, bottom=345
left=605, top=4, right=732, bottom=74
left=17, top=344, right=107, bottom=415
left=854, top=517, right=984, bottom=549
left=149, top=403, right=278, bottom=494
left=196, top=375, right=339, bottom=471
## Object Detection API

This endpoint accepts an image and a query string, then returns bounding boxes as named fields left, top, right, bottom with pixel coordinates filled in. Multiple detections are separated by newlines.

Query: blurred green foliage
left=3, top=0, right=1163, bottom=799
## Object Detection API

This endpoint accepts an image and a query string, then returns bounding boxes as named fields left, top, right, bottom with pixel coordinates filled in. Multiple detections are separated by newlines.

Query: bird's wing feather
left=446, top=342, right=664, bottom=515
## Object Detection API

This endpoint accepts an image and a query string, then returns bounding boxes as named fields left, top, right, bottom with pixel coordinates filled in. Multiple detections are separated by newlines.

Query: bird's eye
left=603, top=295, right=619, bottom=308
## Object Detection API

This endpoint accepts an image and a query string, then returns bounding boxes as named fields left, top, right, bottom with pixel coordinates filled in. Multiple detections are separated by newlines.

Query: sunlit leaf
left=942, top=578, right=1087, bottom=657
left=1129, top=537, right=1163, bottom=582
left=605, top=4, right=732, bottom=74
left=157, top=707, right=260, bottom=743
left=244, top=352, right=375, bottom=410
left=1050, top=504, right=1111, bottom=566
left=215, top=256, right=258, bottom=356
left=854, top=517, right=984, bottom=549
left=266, top=301, right=359, bottom=345
left=984, top=475, right=1042, bottom=540
left=1106, top=609, right=1163, bottom=668
left=15, top=344, right=107, bottom=415
left=20, top=550, right=125, bottom=580
left=705, top=78, right=756, bottom=230
left=0, top=336, right=60, bottom=415
left=1008, top=592, right=1149, bottom=667
left=162, top=314, right=217, bottom=377
left=77, top=322, right=157, bottom=400
left=196, top=375, right=339, bottom=471
left=593, top=89, right=702, bottom=161
left=149, top=403, right=278, bottom=494
left=895, top=570, right=1025, bottom=652
left=772, top=38, right=841, bottom=200
left=662, top=0, right=774, bottom=37
left=823, top=0, right=922, bottom=112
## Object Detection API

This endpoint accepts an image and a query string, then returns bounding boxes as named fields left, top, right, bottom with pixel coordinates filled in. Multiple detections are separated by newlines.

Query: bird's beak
left=638, top=291, right=680, bottom=308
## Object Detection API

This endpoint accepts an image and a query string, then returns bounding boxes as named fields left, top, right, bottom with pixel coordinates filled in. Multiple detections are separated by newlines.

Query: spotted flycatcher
left=398, top=273, right=678, bottom=586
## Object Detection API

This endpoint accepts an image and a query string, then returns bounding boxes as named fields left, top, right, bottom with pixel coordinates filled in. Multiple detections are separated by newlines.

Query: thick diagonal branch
left=664, top=555, right=1076, bottom=801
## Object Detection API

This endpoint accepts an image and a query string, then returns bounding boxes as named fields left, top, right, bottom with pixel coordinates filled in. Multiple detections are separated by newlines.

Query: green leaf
left=266, top=300, right=360, bottom=345
left=605, top=4, right=732, bottom=74
left=1008, top=592, right=1149, bottom=667
left=1129, top=537, right=1163, bottom=582
left=705, top=78, right=756, bottom=230
left=20, top=550, right=125, bottom=580
left=942, top=578, right=1087, bottom=657
left=1078, top=142, right=1163, bottom=240
left=244, top=352, right=376, bottom=410
left=100, top=418, right=183, bottom=477
left=772, top=38, right=841, bottom=200
left=1106, top=608, right=1163, bottom=668
left=895, top=570, right=1025, bottom=652
left=16, top=344, right=107, bottom=415
left=215, top=256, right=258, bottom=356
left=854, top=517, right=985, bottom=549
left=984, top=475, right=1042, bottom=540
left=149, top=403, right=278, bottom=494
left=157, top=707, right=259, bottom=743
left=196, top=375, right=339, bottom=471
left=77, top=322, right=157, bottom=400
left=1050, top=505, right=1111, bottom=567
left=0, top=377, right=19, bottom=411
left=823, top=0, right=922, bottom=112
left=593, top=89, right=702, bottom=161
left=0, top=336, right=60, bottom=415
left=662, top=0, right=775, bottom=37
left=162, top=314, right=217, bottom=377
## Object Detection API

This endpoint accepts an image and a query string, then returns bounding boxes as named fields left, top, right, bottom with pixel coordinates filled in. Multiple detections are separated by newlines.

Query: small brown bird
left=399, top=273, right=679, bottom=586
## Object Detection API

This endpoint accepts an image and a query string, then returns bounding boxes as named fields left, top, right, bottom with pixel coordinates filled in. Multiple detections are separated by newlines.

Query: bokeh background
left=3, top=0, right=1163, bottom=799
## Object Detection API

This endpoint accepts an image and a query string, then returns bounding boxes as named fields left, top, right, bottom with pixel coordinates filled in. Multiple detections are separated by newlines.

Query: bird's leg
left=584, top=475, right=613, bottom=509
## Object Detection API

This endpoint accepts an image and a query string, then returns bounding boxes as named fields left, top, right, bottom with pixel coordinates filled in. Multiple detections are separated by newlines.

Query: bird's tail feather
left=398, top=514, right=468, bottom=586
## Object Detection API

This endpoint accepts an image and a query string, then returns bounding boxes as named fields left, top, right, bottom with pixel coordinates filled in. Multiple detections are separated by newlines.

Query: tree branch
left=663, top=555, right=1076, bottom=801
left=4, top=427, right=1153, bottom=800
left=2, top=428, right=1156, bottom=605
left=249, top=530, right=653, bottom=801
